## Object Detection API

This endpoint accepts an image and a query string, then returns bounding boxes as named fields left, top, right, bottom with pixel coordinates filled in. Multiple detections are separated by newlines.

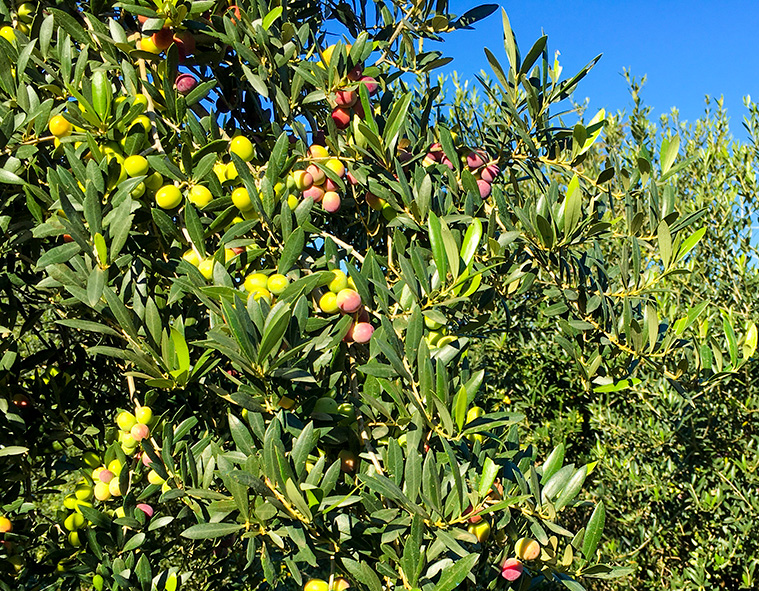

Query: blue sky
left=435, top=1, right=759, bottom=141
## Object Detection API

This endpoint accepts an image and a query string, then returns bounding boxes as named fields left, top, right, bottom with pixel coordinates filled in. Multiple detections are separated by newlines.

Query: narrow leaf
left=582, top=500, right=606, bottom=560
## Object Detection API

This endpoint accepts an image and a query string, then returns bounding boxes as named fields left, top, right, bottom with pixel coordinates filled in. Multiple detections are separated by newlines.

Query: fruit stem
left=318, top=231, right=365, bottom=263
left=126, top=374, right=137, bottom=407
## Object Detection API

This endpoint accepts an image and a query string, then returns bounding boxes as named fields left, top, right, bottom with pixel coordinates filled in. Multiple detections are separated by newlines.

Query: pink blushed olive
left=359, top=76, right=379, bottom=95
left=465, top=505, right=482, bottom=523
left=306, top=163, right=325, bottom=185
left=130, top=423, right=150, bottom=442
left=477, top=179, right=492, bottom=198
left=98, top=469, right=114, bottom=484
left=346, top=171, right=359, bottom=185
left=466, top=150, right=486, bottom=169
left=336, top=288, right=362, bottom=314
left=175, top=73, right=198, bottom=95
left=303, top=185, right=325, bottom=202
left=322, top=191, right=341, bottom=212
left=428, top=143, right=443, bottom=161
left=136, top=503, right=154, bottom=518
left=151, top=27, right=173, bottom=50
left=501, top=558, right=524, bottom=581
left=480, top=163, right=500, bottom=183
left=335, top=89, right=357, bottom=107
left=331, top=107, right=351, bottom=129
left=324, top=178, right=339, bottom=192
left=351, top=322, right=374, bottom=343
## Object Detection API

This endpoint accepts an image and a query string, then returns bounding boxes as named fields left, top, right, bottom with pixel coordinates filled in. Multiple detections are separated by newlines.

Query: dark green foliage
left=0, top=2, right=752, bottom=591
left=473, top=81, right=759, bottom=590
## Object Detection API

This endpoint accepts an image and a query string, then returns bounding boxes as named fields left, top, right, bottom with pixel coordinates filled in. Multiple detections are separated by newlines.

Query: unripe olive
left=466, top=406, right=485, bottom=424
left=82, top=451, right=101, bottom=468
left=94, top=482, right=111, bottom=502
left=424, top=315, right=444, bottom=330
left=135, top=406, right=153, bottom=425
left=467, top=520, right=491, bottom=543
left=63, top=512, right=85, bottom=531
left=319, top=291, right=339, bottom=315
left=116, top=411, right=137, bottom=432
left=308, top=145, right=330, bottom=160
left=198, top=259, right=215, bottom=281
left=124, top=155, right=149, bottom=177
left=304, top=579, right=329, bottom=591
left=107, top=459, right=122, bottom=476
left=108, top=478, right=122, bottom=497
left=74, top=483, right=93, bottom=501
left=244, top=272, right=268, bottom=292
left=312, top=397, right=338, bottom=415
left=267, top=274, right=289, bottom=295
left=155, top=185, right=183, bottom=209
left=329, top=270, right=349, bottom=293
left=147, top=469, right=165, bottom=485
left=188, top=184, right=213, bottom=207
left=325, top=158, right=346, bottom=178
left=229, top=135, right=255, bottom=162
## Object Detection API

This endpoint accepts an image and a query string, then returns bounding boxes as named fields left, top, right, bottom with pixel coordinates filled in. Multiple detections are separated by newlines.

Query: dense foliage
left=0, top=1, right=754, bottom=591
left=469, top=77, right=759, bottom=590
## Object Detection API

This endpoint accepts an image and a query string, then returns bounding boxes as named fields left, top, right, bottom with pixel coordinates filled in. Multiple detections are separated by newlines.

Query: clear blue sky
left=434, top=1, right=759, bottom=140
